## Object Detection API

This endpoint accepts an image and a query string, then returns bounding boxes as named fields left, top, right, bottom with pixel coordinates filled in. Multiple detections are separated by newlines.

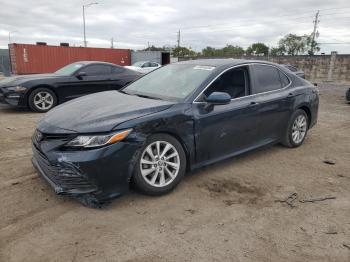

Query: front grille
left=32, top=145, right=96, bottom=191
left=33, top=129, right=75, bottom=143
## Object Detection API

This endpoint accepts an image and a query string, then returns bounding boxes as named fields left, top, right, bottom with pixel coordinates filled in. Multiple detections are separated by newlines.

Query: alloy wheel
left=33, top=91, right=54, bottom=110
left=140, top=141, right=180, bottom=187
left=291, top=114, right=307, bottom=144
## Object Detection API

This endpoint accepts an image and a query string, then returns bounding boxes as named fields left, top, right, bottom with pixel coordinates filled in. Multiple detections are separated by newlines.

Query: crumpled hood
left=37, top=91, right=174, bottom=133
left=0, top=73, right=60, bottom=87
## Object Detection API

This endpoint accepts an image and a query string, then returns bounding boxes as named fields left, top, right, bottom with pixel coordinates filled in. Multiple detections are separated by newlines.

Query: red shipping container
left=9, top=43, right=131, bottom=74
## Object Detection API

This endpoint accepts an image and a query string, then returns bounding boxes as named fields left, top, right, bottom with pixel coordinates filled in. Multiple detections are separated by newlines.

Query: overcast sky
left=0, top=0, right=350, bottom=54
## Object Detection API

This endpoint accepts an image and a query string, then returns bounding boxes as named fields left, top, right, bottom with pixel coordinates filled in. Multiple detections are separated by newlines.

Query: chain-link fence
left=0, top=49, right=10, bottom=76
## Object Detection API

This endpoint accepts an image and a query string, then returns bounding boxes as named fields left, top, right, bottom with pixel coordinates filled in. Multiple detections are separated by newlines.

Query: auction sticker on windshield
left=193, top=65, right=215, bottom=71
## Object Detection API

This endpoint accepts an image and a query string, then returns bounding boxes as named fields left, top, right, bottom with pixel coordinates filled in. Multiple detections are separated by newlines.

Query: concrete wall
left=179, top=53, right=350, bottom=84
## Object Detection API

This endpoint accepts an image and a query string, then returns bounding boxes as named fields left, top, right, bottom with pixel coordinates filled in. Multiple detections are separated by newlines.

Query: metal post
left=83, top=5, right=86, bottom=47
left=82, top=2, right=98, bottom=48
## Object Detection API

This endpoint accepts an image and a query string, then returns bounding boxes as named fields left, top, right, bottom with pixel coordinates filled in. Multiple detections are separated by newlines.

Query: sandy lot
left=0, top=84, right=349, bottom=262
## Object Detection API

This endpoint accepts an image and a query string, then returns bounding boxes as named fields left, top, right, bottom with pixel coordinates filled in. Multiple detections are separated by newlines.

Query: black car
left=32, top=59, right=319, bottom=207
left=0, top=61, right=141, bottom=112
left=282, top=64, right=305, bottom=79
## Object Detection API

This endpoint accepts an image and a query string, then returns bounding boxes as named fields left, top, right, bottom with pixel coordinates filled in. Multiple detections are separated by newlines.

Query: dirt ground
left=0, top=84, right=349, bottom=262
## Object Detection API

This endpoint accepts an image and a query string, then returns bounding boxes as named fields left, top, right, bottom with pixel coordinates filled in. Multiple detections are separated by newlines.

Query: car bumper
left=31, top=140, right=141, bottom=201
left=0, top=88, right=25, bottom=106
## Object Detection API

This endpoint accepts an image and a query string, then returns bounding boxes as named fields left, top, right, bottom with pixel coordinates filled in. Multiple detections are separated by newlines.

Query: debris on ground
left=323, top=159, right=336, bottom=165
left=185, top=209, right=196, bottom=214
left=343, top=244, right=350, bottom=250
left=325, top=225, right=338, bottom=235
left=299, top=196, right=336, bottom=203
left=276, top=193, right=336, bottom=208
left=275, top=192, right=298, bottom=208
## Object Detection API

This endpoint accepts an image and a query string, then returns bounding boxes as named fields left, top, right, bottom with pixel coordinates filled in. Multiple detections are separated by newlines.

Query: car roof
left=74, top=61, right=119, bottom=66
left=176, top=58, right=281, bottom=68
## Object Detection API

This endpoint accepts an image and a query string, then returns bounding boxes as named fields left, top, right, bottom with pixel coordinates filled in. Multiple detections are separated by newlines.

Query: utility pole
left=177, top=30, right=181, bottom=48
left=82, top=2, right=98, bottom=47
left=310, top=10, right=320, bottom=54
left=111, top=38, right=114, bottom=48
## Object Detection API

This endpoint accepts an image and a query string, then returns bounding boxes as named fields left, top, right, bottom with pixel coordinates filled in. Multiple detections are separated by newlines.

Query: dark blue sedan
left=32, top=59, right=319, bottom=207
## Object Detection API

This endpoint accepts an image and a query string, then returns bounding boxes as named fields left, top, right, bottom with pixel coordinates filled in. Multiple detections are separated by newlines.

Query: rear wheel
left=132, top=134, right=186, bottom=195
left=29, top=88, right=57, bottom=112
left=282, top=109, right=309, bottom=148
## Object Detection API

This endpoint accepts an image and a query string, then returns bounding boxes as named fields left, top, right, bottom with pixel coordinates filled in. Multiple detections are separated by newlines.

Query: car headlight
left=5, top=86, right=27, bottom=92
left=65, top=129, right=132, bottom=148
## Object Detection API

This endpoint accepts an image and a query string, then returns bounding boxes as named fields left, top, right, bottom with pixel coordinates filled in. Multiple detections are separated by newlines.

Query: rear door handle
left=287, top=92, right=295, bottom=98
left=250, top=101, right=259, bottom=106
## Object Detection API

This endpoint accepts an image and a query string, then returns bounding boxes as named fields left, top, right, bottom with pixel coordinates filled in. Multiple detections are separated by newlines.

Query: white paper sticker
left=193, top=65, right=215, bottom=71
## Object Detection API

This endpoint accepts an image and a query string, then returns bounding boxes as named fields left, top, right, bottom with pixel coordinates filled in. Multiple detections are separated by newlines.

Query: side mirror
left=205, top=92, right=231, bottom=105
left=76, top=71, right=87, bottom=78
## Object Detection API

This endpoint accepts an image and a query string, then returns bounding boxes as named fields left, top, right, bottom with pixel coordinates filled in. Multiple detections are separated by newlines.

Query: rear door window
left=83, top=65, right=112, bottom=76
left=251, top=64, right=282, bottom=94
left=286, top=65, right=297, bottom=72
left=142, top=62, right=151, bottom=68
left=279, top=71, right=290, bottom=87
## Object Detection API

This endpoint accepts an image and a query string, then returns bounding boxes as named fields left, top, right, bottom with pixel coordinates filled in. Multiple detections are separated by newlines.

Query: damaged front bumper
left=32, top=146, right=98, bottom=195
left=31, top=136, right=141, bottom=202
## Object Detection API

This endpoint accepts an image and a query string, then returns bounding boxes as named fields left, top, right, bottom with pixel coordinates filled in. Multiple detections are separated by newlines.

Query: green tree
left=269, top=46, right=285, bottom=56
left=143, top=45, right=166, bottom=51
left=305, top=36, right=320, bottom=55
left=202, top=46, right=217, bottom=56
left=246, top=42, right=269, bottom=56
left=201, top=45, right=245, bottom=57
left=222, top=45, right=245, bottom=56
left=172, top=46, right=197, bottom=57
left=277, top=34, right=307, bottom=55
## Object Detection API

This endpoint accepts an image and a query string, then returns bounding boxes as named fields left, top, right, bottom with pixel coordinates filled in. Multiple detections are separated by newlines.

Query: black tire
left=346, top=88, right=350, bottom=103
left=281, top=109, right=309, bottom=148
left=132, top=134, right=186, bottom=196
left=28, top=88, right=57, bottom=113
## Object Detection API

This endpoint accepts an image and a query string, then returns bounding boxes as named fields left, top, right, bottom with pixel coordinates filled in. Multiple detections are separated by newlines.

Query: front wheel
left=28, top=88, right=57, bottom=112
left=132, top=134, right=186, bottom=195
left=282, top=109, right=309, bottom=148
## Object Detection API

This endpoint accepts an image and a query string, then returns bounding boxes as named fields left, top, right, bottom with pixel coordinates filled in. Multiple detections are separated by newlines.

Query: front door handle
left=250, top=101, right=259, bottom=106
left=287, top=92, right=295, bottom=98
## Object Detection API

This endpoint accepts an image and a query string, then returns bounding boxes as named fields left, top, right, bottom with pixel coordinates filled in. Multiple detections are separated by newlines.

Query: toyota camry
left=31, top=59, right=319, bottom=207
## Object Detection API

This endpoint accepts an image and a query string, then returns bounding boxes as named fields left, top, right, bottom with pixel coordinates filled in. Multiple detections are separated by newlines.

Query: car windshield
left=123, top=64, right=215, bottom=101
left=132, top=61, right=146, bottom=67
left=54, top=63, right=84, bottom=76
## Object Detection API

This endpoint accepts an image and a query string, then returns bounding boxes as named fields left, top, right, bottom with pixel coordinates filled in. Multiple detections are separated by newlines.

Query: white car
left=125, top=61, right=161, bottom=74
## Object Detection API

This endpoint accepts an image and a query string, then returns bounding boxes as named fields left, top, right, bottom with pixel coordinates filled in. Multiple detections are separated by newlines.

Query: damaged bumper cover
left=32, top=147, right=98, bottom=195
left=31, top=137, right=141, bottom=201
